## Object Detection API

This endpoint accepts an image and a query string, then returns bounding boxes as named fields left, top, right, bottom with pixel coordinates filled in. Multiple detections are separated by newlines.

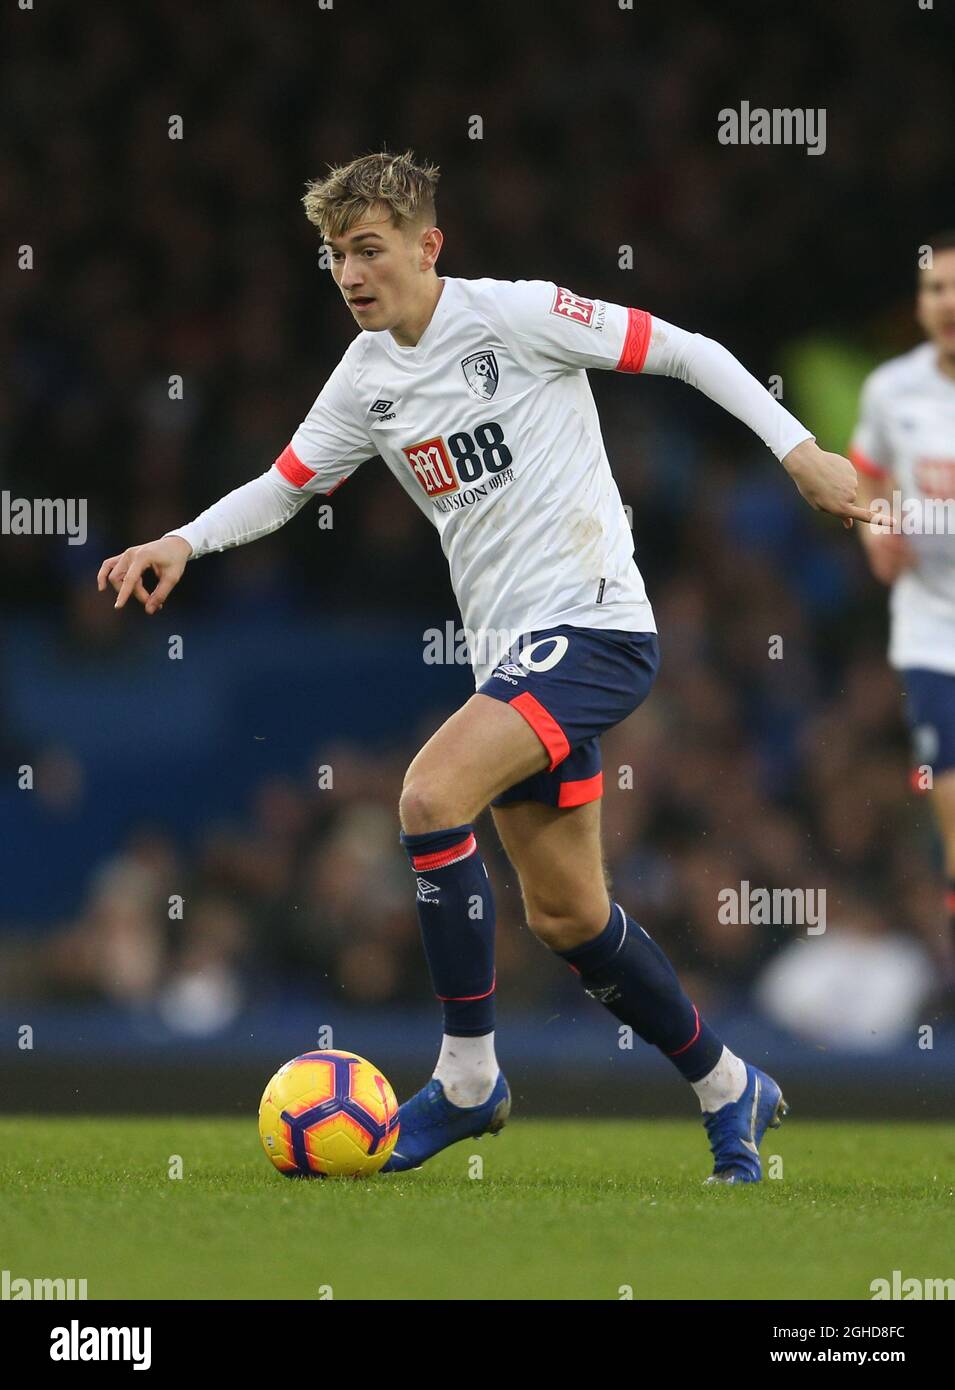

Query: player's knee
left=399, top=777, right=463, bottom=835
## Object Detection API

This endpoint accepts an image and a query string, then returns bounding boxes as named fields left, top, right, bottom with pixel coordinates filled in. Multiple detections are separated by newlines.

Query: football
left=258, top=1050, right=400, bottom=1178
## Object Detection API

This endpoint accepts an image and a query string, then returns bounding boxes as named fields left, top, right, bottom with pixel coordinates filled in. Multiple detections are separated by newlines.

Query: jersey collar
left=380, top=277, right=454, bottom=361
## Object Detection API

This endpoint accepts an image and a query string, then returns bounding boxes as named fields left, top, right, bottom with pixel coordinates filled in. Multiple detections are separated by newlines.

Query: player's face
left=917, top=248, right=955, bottom=360
left=325, top=207, right=434, bottom=334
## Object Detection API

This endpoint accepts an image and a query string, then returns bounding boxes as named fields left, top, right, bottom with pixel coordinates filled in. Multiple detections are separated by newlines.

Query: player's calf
left=550, top=900, right=787, bottom=1179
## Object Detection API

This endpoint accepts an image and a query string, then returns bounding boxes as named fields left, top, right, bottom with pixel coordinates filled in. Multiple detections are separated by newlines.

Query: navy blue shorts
left=477, top=625, right=660, bottom=808
left=900, top=668, right=955, bottom=780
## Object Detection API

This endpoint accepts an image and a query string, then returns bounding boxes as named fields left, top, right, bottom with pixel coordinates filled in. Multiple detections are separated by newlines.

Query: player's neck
left=934, top=347, right=955, bottom=383
left=389, top=276, right=444, bottom=348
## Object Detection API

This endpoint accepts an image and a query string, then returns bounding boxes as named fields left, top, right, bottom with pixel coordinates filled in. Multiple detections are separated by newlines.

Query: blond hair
left=302, top=149, right=440, bottom=240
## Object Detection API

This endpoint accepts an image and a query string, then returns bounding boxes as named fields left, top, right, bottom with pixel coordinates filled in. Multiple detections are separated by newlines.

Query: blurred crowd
left=1, top=487, right=947, bottom=1045
left=3, top=0, right=953, bottom=1045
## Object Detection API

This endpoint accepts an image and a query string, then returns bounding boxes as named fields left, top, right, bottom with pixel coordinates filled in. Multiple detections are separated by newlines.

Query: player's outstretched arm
left=97, top=466, right=310, bottom=614
left=489, top=280, right=880, bottom=527
left=641, top=319, right=882, bottom=528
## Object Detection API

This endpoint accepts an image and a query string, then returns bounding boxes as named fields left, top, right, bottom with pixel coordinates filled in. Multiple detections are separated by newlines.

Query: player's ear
left=420, top=225, right=443, bottom=271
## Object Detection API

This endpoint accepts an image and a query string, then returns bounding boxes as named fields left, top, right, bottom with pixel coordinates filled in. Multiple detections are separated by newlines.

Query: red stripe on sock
left=667, top=1004, right=701, bottom=1057
left=411, top=832, right=477, bottom=872
left=437, top=972, right=496, bottom=1002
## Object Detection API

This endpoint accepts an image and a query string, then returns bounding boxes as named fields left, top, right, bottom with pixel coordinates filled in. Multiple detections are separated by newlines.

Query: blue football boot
left=380, top=1072, right=511, bottom=1173
left=702, top=1063, right=788, bottom=1184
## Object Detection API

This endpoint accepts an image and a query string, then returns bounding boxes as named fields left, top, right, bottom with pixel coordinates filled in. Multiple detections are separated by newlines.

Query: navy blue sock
left=400, top=823, right=495, bottom=1037
left=557, top=904, right=724, bottom=1082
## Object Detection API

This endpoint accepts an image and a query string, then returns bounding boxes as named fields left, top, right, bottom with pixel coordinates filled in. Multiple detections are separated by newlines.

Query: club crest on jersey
left=461, top=350, right=499, bottom=400
left=551, top=286, right=596, bottom=326
left=402, top=435, right=459, bottom=497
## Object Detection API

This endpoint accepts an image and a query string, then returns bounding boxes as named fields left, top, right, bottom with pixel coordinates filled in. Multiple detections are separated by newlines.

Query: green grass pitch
left=1, top=1117, right=953, bottom=1300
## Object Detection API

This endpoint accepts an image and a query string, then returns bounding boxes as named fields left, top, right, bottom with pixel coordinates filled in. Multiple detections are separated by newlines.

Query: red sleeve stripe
left=848, top=445, right=888, bottom=479
left=557, top=772, right=604, bottom=807
left=275, top=443, right=316, bottom=488
left=508, top=691, right=571, bottom=771
left=615, top=307, right=653, bottom=373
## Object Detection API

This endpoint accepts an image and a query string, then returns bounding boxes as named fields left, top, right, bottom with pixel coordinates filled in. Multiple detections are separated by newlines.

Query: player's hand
left=857, top=523, right=915, bottom=585
left=781, top=439, right=882, bottom=529
left=97, top=536, right=193, bottom=613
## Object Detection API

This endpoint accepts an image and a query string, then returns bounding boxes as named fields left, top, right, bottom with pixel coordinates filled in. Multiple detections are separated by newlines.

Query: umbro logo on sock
left=416, top=877, right=440, bottom=904
left=584, top=983, right=620, bottom=1004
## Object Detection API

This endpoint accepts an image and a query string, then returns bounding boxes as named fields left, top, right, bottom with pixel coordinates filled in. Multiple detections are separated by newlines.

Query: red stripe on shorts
left=508, top=691, right=571, bottom=771
left=557, top=772, right=604, bottom=807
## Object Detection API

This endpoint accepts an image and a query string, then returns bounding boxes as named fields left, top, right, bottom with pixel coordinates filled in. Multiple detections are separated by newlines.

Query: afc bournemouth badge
left=461, top=350, right=500, bottom=400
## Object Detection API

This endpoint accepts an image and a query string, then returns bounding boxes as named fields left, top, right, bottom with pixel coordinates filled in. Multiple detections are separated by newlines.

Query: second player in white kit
left=852, top=235, right=955, bottom=982
left=852, top=341, right=955, bottom=675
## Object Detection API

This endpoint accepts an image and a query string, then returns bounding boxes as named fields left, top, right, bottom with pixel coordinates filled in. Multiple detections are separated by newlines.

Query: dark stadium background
left=2, top=0, right=953, bottom=1117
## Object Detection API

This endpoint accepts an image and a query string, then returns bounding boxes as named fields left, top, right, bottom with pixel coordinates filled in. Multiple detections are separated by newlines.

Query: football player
left=100, top=151, right=877, bottom=1181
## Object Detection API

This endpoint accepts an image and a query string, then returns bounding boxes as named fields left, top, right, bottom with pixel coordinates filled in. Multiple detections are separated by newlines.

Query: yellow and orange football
left=258, top=1050, right=400, bottom=1178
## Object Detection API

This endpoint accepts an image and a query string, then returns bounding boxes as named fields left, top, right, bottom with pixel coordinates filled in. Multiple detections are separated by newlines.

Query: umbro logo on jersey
left=370, top=399, right=394, bottom=414
left=416, top=877, right=441, bottom=904
left=461, top=350, right=499, bottom=400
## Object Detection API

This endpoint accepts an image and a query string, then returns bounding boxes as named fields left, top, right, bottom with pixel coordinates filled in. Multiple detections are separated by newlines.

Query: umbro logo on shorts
left=491, top=661, right=527, bottom=685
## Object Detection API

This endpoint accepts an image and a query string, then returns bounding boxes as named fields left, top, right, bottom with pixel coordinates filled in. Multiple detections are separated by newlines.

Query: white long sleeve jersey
left=850, top=342, right=955, bottom=676
left=169, top=277, right=812, bottom=687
